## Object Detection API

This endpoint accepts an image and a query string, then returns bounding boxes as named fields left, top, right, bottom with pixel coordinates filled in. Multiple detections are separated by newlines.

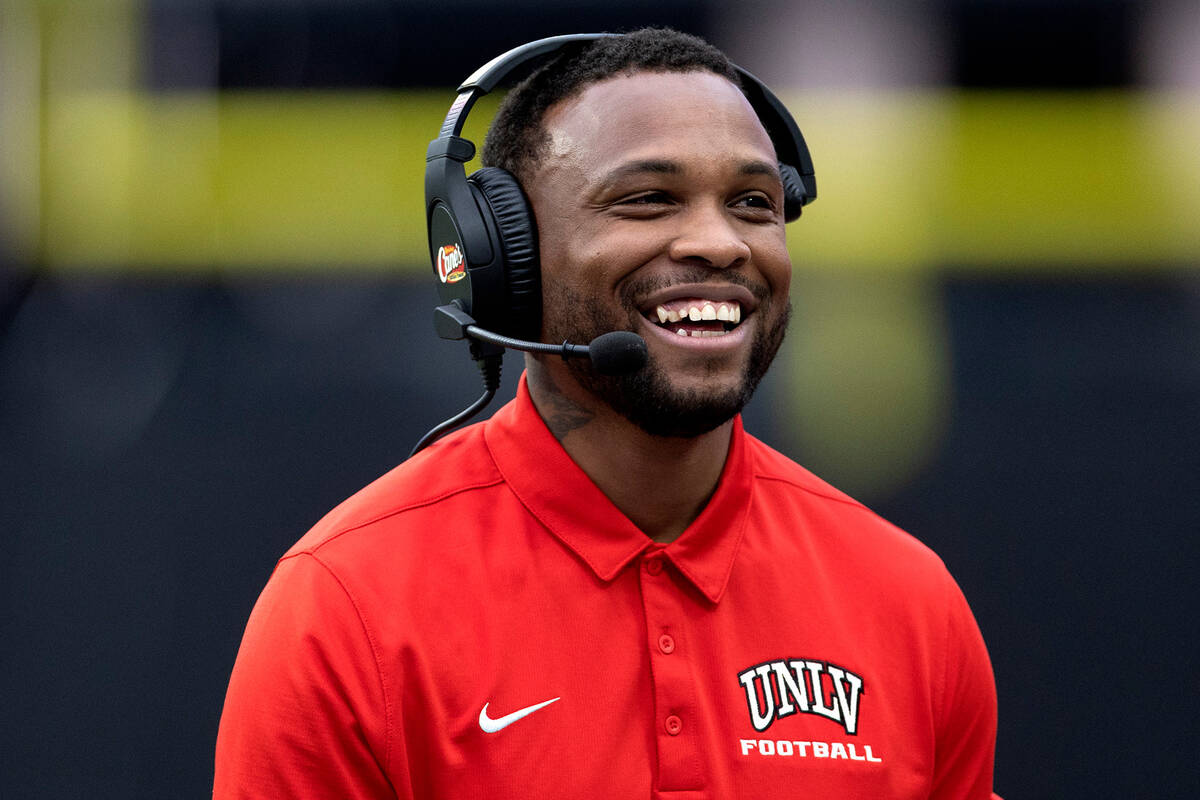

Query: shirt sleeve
left=214, top=552, right=403, bottom=800
left=929, top=573, right=999, bottom=800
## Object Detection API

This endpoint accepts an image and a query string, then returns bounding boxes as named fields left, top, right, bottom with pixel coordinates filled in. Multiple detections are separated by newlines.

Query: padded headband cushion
left=467, top=167, right=541, bottom=337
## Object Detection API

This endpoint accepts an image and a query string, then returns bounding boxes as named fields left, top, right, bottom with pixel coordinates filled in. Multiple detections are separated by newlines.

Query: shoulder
left=746, top=433, right=866, bottom=508
left=283, top=421, right=505, bottom=561
left=743, top=433, right=951, bottom=580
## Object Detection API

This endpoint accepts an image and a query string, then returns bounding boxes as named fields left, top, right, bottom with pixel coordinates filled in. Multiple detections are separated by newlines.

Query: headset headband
left=430, top=33, right=816, bottom=203
left=423, top=32, right=816, bottom=339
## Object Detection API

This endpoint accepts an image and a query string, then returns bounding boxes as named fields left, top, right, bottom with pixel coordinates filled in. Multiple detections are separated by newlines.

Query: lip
left=636, top=308, right=753, bottom=353
left=637, top=282, right=759, bottom=317
left=639, top=315, right=752, bottom=354
left=634, top=282, right=758, bottom=353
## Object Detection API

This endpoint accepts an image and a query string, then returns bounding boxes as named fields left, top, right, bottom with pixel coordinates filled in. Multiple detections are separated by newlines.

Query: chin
left=575, top=359, right=758, bottom=439
left=553, top=292, right=791, bottom=438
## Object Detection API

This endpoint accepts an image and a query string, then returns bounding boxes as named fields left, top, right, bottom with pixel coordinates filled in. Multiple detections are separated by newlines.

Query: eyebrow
left=596, top=159, right=681, bottom=190
left=596, top=158, right=781, bottom=191
left=738, top=160, right=782, bottom=179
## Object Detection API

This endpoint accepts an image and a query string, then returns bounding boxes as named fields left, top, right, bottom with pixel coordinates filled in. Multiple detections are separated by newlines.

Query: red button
left=658, top=634, right=676, bottom=654
left=664, top=715, right=683, bottom=736
left=644, top=557, right=664, bottom=575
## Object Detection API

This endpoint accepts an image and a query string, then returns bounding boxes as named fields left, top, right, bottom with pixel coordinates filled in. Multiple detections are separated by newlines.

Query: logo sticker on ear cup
left=436, top=244, right=466, bottom=284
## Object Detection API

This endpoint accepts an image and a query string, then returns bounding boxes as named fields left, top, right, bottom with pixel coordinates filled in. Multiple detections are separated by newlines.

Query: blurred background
left=1, top=0, right=1197, bottom=797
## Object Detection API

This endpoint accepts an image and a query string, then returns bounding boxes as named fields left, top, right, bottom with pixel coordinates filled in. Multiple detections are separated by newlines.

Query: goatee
left=544, top=273, right=790, bottom=438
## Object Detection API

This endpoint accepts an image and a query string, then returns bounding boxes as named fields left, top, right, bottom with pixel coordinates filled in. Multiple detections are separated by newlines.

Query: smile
left=643, top=283, right=753, bottom=340
left=635, top=282, right=759, bottom=348
left=648, top=298, right=743, bottom=337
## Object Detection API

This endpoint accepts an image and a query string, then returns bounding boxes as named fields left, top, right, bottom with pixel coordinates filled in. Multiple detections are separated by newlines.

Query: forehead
left=536, top=70, right=777, bottom=180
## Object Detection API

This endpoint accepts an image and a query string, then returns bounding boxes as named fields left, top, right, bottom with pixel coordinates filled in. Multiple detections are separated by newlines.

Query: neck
left=526, top=358, right=734, bottom=543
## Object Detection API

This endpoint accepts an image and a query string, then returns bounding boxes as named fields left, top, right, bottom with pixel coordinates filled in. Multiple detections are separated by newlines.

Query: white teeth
left=651, top=300, right=744, bottom=327
left=655, top=305, right=685, bottom=323
left=670, top=328, right=730, bottom=338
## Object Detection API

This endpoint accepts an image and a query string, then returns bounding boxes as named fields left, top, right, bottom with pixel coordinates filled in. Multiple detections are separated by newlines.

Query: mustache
left=618, top=266, right=771, bottom=307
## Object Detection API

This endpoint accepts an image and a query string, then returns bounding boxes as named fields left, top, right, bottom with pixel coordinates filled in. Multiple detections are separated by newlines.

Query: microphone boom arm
left=433, top=303, right=590, bottom=360
left=466, top=327, right=589, bottom=360
left=412, top=303, right=648, bottom=458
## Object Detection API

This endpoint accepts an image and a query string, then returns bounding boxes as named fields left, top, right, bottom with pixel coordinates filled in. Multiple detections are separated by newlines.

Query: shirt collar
left=484, top=375, right=754, bottom=604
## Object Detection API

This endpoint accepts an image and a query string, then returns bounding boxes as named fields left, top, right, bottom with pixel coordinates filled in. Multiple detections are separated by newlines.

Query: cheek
left=772, top=266, right=792, bottom=301
left=534, top=218, right=573, bottom=273
left=579, top=224, right=674, bottom=286
left=757, top=239, right=792, bottom=298
left=553, top=232, right=646, bottom=298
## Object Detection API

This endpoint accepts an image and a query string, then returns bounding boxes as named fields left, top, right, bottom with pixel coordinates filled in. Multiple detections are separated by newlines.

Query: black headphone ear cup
left=467, top=167, right=541, bottom=339
left=779, top=163, right=807, bottom=223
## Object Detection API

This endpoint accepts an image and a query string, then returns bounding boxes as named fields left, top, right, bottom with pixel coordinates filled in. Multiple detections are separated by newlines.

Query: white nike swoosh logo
left=478, top=697, right=561, bottom=733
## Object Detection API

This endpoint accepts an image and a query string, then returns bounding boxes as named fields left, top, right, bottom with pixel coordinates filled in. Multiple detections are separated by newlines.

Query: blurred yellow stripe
left=791, top=89, right=1200, bottom=270
left=30, top=89, right=1200, bottom=272
left=39, top=91, right=489, bottom=270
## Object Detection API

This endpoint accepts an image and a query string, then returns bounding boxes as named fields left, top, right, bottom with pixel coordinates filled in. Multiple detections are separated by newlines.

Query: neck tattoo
left=541, top=381, right=593, bottom=441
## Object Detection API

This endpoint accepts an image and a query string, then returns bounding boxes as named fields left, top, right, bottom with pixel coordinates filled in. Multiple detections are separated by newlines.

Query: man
left=215, top=29, right=998, bottom=798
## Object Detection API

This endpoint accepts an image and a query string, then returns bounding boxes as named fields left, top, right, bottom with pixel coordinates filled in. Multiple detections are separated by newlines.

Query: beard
left=541, top=270, right=790, bottom=438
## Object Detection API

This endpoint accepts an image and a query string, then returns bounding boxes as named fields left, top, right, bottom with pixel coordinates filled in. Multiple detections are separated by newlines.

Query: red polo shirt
left=215, top=377, right=997, bottom=798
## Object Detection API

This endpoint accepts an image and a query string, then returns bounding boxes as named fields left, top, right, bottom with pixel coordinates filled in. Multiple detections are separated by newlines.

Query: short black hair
left=481, top=28, right=742, bottom=184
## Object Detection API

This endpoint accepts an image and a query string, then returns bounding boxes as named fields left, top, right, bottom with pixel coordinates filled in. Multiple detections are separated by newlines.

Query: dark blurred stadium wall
left=1, top=2, right=1198, bottom=798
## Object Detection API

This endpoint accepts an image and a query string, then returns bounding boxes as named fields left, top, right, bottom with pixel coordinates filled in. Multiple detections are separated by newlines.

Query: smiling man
left=215, top=29, right=999, bottom=799
left=518, top=66, right=793, bottom=542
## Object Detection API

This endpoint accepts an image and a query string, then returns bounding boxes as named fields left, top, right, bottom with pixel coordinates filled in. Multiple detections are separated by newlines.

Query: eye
left=610, top=191, right=676, bottom=218
left=732, top=192, right=775, bottom=210
left=730, top=192, right=779, bottom=219
left=618, top=191, right=673, bottom=206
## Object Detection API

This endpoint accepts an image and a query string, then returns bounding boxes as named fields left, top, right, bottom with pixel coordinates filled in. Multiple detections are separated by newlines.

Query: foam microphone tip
left=587, top=331, right=648, bottom=375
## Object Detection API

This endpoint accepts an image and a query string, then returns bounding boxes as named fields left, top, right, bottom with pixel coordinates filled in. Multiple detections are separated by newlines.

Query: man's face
left=524, top=70, right=793, bottom=437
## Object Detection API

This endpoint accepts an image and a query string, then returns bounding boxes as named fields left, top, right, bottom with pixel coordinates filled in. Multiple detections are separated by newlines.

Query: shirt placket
left=640, top=550, right=706, bottom=795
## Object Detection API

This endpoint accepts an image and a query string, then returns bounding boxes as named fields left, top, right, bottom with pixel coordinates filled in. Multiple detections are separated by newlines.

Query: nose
left=667, top=203, right=752, bottom=269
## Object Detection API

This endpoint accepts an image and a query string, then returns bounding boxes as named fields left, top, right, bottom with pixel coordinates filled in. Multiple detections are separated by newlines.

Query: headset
left=412, top=32, right=817, bottom=456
